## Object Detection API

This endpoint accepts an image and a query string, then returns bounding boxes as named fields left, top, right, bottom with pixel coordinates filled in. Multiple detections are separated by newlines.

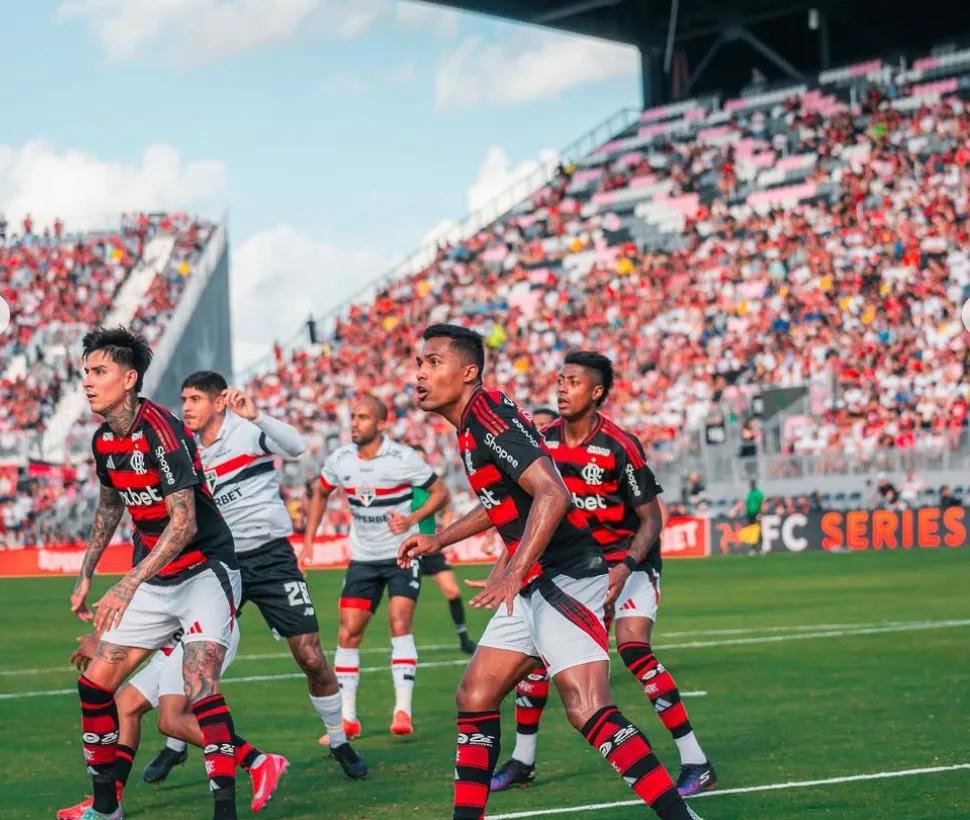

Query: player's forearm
left=81, top=487, right=126, bottom=579
left=434, top=503, right=493, bottom=548
left=126, top=489, right=198, bottom=585
left=505, top=487, right=571, bottom=576
left=627, top=499, right=664, bottom=565
left=254, top=412, right=306, bottom=457
left=304, top=491, right=329, bottom=544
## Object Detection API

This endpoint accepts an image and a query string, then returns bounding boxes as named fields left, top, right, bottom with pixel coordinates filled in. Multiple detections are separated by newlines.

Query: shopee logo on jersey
left=156, top=446, right=175, bottom=485
left=624, top=462, right=642, bottom=498
left=572, top=493, right=607, bottom=512
left=120, top=486, right=164, bottom=506
left=484, top=433, right=519, bottom=468
left=512, top=417, right=541, bottom=449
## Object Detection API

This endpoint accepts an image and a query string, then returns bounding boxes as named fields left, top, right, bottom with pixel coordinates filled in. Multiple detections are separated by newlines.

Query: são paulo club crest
left=205, top=469, right=217, bottom=494
left=357, top=484, right=376, bottom=507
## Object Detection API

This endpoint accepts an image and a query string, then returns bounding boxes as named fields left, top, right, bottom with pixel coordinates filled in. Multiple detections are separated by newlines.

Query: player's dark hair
left=182, top=370, right=228, bottom=397
left=532, top=406, right=559, bottom=420
left=82, top=326, right=153, bottom=393
left=422, top=324, right=485, bottom=381
left=564, top=350, right=614, bottom=406
left=359, top=394, right=388, bottom=422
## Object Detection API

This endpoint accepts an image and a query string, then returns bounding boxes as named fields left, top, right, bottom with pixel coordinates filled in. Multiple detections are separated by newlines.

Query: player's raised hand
left=93, top=576, right=139, bottom=633
left=70, top=634, right=99, bottom=672
left=71, top=575, right=93, bottom=622
left=222, top=388, right=259, bottom=421
left=386, top=511, right=413, bottom=536
left=397, top=533, right=440, bottom=568
left=469, top=567, right=522, bottom=616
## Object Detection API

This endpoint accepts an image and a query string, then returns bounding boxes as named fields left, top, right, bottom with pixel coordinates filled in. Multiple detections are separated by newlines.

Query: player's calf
left=78, top=675, right=121, bottom=816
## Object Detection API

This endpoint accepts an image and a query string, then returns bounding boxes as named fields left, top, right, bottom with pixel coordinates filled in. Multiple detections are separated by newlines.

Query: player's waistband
left=236, top=535, right=295, bottom=558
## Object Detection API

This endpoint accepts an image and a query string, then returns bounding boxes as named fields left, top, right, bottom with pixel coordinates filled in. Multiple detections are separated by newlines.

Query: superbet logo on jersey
left=119, top=486, right=164, bottom=506
left=573, top=493, right=607, bottom=512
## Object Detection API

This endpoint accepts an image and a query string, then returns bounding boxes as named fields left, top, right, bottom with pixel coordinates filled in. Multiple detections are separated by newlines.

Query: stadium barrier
left=2, top=508, right=963, bottom=578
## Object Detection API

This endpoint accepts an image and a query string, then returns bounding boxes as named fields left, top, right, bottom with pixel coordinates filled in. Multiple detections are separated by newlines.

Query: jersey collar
left=459, top=386, right=485, bottom=431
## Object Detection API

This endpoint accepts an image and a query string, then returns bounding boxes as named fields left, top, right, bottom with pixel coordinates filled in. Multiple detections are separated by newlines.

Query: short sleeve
left=400, top=447, right=436, bottom=490
left=471, top=397, right=548, bottom=484
left=319, top=453, right=341, bottom=492
left=145, top=418, right=201, bottom=497
left=92, top=432, right=112, bottom=487
left=616, top=436, right=662, bottom=508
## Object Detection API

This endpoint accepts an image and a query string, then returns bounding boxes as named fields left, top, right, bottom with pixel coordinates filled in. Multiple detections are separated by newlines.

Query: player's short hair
left=181, top=371, right=228, bottom=397
left=82, top=326, right=153, bottom=393
left=564, top=350, right=614, bottom=405
left=422, top=324, right=485, bottom=381
left=357, top=394, right=388, bottom=422
left=532, top=406, right=558, bottom=420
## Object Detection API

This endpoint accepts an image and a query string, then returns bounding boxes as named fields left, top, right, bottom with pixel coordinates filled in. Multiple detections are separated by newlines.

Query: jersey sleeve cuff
left=417, top=473, right=437, bottom=491
left=319, top=475, right=335, bottom=491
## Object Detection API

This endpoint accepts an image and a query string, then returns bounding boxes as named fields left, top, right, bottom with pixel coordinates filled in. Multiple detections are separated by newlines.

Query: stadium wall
left=149, top=242, right=233, bottom=413
left=4, top=506, right=966, bottom=577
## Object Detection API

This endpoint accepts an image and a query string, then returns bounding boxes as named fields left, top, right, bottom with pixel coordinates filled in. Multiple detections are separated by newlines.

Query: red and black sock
left=191, top=694, right=237, bottom=820
left=581, top=705, right=691, bottom=819
left=515, top=665, right=550, bottom=737
left=114, top=744, right=137, bottom=792
left=232, top=735, right=264, bottom=771
left=619, top=643, right=693, bottom=739
left=78, top=675, right=120, bottom=814
left=454, top=710, right=501, bottom=820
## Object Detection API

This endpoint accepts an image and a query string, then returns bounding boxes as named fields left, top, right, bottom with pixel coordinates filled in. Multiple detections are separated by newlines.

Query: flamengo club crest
left=357, top=484, right=376, bottom=507
left=581, top=461, right=605, bottom=486
left=130, top=451, right=147, bottom=476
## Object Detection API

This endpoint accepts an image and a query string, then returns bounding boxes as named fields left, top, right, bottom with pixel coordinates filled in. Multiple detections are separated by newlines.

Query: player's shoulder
left=91, top=421, right=113, bottom=454
left=325, top=443, right=356, bottom=466
left=540, top=418, right=564, bottom=441
left=598, top=416, right=647, bottom=463
left=139, top=399, right=190, bottom=449
left=383, top=437, right=416, bottom=459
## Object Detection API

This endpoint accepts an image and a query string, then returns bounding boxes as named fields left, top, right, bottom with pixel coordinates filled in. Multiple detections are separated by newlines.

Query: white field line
left=0, top=618, right=958, bottom=678
left=3, top=617, right=968, bottom=701
left=487, top=763, right=970, bottom=819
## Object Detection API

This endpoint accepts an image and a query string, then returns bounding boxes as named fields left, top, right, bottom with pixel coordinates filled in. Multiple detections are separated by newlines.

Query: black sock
left=78, top=675, right=119, bottom=814
left=115, top=744, right=137, bottom=790
left=232, top=734, right=262, bottom=771
left=191, top=695, right=237, bottom=820
left=448, top=597, right=467, bottom=635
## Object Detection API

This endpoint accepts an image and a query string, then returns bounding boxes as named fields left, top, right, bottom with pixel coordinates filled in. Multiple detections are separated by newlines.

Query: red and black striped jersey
left=541, top=414, right=664, bottom=573
left=458, top=388, right=606, bottom=587
left=92, top=398, right=237, bottom=585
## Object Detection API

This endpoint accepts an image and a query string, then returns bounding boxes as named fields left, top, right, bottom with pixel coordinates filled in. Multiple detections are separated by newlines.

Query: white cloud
left=55, top=0, right=383, bottom=68
left=0, top=140, right=226, bottom=230
left=465, top=145, right=559, bottom=214
left=396, top=0, right=460, bottom=37
left=436, top=30, right=638, bottom=109
left=231, top=224, right=392, bottom=371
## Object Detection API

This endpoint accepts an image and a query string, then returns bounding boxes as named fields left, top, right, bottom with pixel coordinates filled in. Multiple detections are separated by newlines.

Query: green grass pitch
left=1, top=549, right=968, bottom=819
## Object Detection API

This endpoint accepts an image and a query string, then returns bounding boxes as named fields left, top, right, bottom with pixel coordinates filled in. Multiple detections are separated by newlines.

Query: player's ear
left=214, top=392, right=227, bottom=412
left=592, top=384, right=604, bottom=405
left=463, top=362, right=481, bottom=385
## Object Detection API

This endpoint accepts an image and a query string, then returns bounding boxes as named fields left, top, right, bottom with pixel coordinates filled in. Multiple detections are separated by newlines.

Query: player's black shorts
left=418, top=552, right=452, bottom=576
left=237, top=537, right=320, bottom=639
left=339, top=559, right=421, bottom=614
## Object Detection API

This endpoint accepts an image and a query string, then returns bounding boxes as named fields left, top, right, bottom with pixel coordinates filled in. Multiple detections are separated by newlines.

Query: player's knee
left=388, top=617, right=413, bottom=638
left=455, top=678, right=499, bottom=713
left=337, top=627, right=363, bottom=648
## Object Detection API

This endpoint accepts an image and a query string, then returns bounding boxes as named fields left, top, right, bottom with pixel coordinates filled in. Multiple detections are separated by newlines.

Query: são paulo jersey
left=458, top=387, right=605, bottom=587
left=92, top=398, right=237, bottom=585
left=196, top=410, right=297, bottom=554
left=320, top=437, right=437, bottom=562
left=541, top=414, right=664, bottom=573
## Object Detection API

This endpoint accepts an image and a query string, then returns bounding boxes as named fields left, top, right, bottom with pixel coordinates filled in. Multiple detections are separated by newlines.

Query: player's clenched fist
left=397, top=533, right=441, bottom=568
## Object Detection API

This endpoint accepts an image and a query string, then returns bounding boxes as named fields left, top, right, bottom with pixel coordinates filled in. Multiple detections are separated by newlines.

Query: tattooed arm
left=71, top=484, right=127, bottom=621
left=92, top=489, right=199, bottom=633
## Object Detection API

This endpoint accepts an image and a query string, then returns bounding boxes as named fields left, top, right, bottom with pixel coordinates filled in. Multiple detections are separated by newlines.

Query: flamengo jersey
left=92, top=398, right=237, bottom=585
left=542, top=414, right=664, bottom=573
left=197, top=411, right=294, bottom=554
left=320, top=437, right=436, bottom=562
left=458, top=387, right=605, bottom=587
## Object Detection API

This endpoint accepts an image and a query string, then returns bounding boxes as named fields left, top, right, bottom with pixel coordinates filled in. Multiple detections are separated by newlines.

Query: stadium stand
left=6, top=48, right=970, bottom=547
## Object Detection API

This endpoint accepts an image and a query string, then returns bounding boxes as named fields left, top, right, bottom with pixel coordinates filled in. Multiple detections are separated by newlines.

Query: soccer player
left=58, top=626, right=287, bottom=819
left=304, top=395, right=450, bottom=739
left=410, top=443, right=477, bottom=656
left=173, top=371, right=367, bottom=778
left=490, top=352, right=717, bottom=797
left=71, top=327, right=247, bottom=820
left=399, top=325, right=705, bottom=820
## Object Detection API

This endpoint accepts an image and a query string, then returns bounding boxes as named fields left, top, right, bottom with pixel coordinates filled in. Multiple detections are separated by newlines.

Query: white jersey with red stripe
left=320, top=436, right=436, bottom=562
left=197, top=410, right=299, bottom=554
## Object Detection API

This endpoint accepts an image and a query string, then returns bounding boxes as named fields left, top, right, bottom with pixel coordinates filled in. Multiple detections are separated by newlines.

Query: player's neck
left=199, top=413, right=225, bottom=448
left=563, top=410, right=599, bottom=448
left=103, top=393, right=141, bottom=436
left=448, top=384, right=483, bottom=429
left=356, top=434, right=383, bottom=460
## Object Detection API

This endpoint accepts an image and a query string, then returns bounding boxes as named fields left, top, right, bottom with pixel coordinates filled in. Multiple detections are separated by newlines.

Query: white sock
left=511, top=732, right=537, bottom=767
left=165, top=737, right=187, bottom=753
left=334, top=646, right=360, bottom=722
left=311, top=692, right=347, bottom=748
left=674, top=731, right=707, bottom=766
left=390, top=634, right=417, bottom=716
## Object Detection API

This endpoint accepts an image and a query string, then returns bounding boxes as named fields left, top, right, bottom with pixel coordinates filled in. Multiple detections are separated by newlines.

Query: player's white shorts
left=478, top=573, right=610, bottom=678
left=128, top=623, right=241, bottom=709
left=102, top=562, right=242, bottom=651
left=614, top=569, right=661, bottom=622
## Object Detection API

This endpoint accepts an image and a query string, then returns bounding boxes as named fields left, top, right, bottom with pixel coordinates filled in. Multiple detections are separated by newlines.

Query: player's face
left=351, top=403, right=383, bottom=445
left=82, top=350, right=136, bottom=415
left=181, top=387, right=223, bottom=432
left=532, top=411, right=557, bottom=429
left=415, top=337, right=469, bottom=412
left=557, top=364, right=602, bottom=420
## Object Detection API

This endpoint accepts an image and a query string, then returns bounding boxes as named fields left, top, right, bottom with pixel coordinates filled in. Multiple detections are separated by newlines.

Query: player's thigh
left=340, top=560, right=386, bottom=619
left=244, top=568, right=321, bottom=641
left=613, top=570, right=660, bottom=645
left=433, top=567, right=461, bottom=599
left=457, top=645, right=539, bottom=712
left=532, top=573, right=611, bottom=679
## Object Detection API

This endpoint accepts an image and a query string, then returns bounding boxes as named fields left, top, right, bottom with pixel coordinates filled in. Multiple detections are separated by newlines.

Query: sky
left=0, top=0, right=641, bottom=373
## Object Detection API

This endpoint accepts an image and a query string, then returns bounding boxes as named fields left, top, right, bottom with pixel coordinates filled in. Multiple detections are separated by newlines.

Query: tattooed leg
left=84, top=642, right=152, bottom=691
left=288, top=632, right=339, bottom=696
left=182, top=640, right=227, bottom=703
